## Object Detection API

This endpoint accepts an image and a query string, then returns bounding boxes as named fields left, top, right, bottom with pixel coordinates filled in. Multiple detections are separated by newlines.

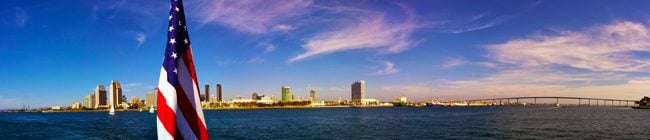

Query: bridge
left=465, top=96, right=638, bottom=106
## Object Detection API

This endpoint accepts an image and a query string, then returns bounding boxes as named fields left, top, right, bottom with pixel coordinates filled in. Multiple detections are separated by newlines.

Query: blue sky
left=3, top=0, right=650, bottom=108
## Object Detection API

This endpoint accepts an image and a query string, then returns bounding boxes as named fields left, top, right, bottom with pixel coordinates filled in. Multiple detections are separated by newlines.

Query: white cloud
left=429, top=68, right=641, bottom=100
left=135, top=33, right=146, bottom=47
left=424, top=22, right=650, bottom=100
left=258, top=42, right=276, bottom=53
left=15, top=7, right=28, bottom=26
left=289, top=15, right=421, bottom=62
left=195, top=0, right=312, bottom=34
left=440, top=57, right=468, bottom=68
left=370, top=61, right=399, bottom=76
left=216, top=56, right=266, bottom=66
left=272, top=24, right=295, bottom=32
left=489, top=21, right=650, bottom=72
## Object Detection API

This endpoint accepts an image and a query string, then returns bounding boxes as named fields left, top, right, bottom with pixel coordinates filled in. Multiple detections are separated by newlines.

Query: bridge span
left=465, top=96, right=637, bottom=106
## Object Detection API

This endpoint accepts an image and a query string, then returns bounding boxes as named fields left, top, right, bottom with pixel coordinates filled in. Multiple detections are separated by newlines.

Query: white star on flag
left=169, top=38, right=176, bottom=45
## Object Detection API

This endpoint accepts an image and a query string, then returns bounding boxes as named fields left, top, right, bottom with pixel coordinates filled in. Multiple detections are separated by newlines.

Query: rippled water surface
left=0, top=106, right=648, bottom=139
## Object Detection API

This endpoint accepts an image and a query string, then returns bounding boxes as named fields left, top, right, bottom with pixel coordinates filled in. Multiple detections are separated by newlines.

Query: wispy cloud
left=440, top=57, right=469, bottom=68
left=216, top=56, right=266, bottom=66
left=14, top=7, right=28, bottom=26
left=430, top=21, right=650, bottom=100
left=431, top=68, right=641, bottom=100
left=258, top=42, right=277, bottom=53
left=489, top=21, right=650, bottom=72
left=271, top=24, right=295, bottom=32
left=122, top=82, right=156, bottom=92
left=194, top=0, right=312, bottom=34
left=289, top=13, right=422, bottom=62
left=135, top=33, right=146, bottom=47
left=370, top=61, right=399, bottom=76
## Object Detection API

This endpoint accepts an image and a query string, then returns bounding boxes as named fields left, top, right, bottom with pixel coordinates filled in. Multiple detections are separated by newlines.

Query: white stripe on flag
left=157, top=117, right=174, bottom=140
left=158, top=67, right=177, bottom=113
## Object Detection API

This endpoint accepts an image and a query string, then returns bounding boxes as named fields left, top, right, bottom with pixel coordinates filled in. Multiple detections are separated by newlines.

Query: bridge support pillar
left=579, top=99, right=581, bottom=106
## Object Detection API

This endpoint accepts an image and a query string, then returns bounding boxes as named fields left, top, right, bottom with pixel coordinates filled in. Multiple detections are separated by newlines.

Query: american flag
left=157, top=0, right=209, bottom=139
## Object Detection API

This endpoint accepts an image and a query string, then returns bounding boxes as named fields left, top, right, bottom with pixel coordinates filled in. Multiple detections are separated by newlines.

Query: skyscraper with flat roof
left=309, top=89, right=316, bottom=101
left=204, top=83, right=210, bottom=102
left=109, top=80, right=122, bottom=107
left=282, top=86, right=292, bottom=102
left=145, top=88, right=157, bottom=107
left=95, top=85, right=107, bottom=108
left=351, top=80, right=366, bottom=104
left=216, top=83, right=222, bottom=102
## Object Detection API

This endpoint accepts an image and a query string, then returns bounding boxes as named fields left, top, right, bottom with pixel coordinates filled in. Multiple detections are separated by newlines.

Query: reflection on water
left=0, top=106, right=648, bottom=139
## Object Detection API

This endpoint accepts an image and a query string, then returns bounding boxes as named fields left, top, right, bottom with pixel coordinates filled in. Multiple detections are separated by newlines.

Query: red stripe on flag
left=157, top=90, right=178, bottom=138
left=174, top=84, right=209, bottom=139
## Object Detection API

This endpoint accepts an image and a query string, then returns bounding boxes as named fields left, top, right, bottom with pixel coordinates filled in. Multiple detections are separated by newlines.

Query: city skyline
left=4, top=0, right=650, bottom=109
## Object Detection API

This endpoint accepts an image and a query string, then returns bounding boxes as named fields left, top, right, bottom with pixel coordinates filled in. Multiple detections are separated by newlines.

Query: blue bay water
left=0, top=106, right=648, bottom=139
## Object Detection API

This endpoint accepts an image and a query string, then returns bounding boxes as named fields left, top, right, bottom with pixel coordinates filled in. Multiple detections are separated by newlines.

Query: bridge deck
left=465, top=96, right=636, bottom=102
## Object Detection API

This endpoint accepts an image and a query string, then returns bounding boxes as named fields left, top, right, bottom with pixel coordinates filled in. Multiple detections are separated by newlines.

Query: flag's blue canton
left=163, top=0, right=191, bottom=85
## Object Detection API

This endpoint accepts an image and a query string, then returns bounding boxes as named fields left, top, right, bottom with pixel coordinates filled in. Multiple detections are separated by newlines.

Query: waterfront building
left=71, top=102, right=81, bottom=109
left=361, top=98, right=379, bottom=105
left=109, top=80, right=122, bottom=107
left=204, top=83, right=210, bottom=102
left=351, top=80, right=366, bottom=104
left=216, top=83, right=222, bottom=102
left=309, top=89, right=316, bottom=101
left=257, top=96, right=275, bottom=104
left=94, top=85, right=107, bottom=109
left=51, top=106, right=62, bottom=110
left=271, top=94, right=278, bottom=102
left=84, top=92, right=95, bottom=108
left=252, top=92, right=259, bottom=100
left=130, top=96, right=140, bottom=105
left=145, top=90, right=157, bottom=107
left=281, top=86, right=292, bottom=102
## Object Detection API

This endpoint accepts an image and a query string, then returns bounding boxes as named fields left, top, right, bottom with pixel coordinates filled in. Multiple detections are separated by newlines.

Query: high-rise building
left=84, top=92, right=95, bottom=108
left=281, top=86, right=292, bottom=102
left=309, top=89, right=316, bottom=101
left=216, top=83, right=222, bottom=102
left=145, top=88, right=158, bottom=107
left=204, top=83, right=210, bottom=102
left=351, top=80, right=366, bottom=104
left=95, top=85, right=107, bottom=108
left=252, top=92, right=259, bottom=100
left=109, top=80, right=122, bottom=107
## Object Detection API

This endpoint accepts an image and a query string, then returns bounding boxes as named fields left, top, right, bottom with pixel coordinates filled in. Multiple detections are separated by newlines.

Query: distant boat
left=139, top=108, right=143, bottom=112
left=555, top=103, right=561, bottom=107
left=149, top=106, right=155, bottom=113
left=109, top=105, right=115, bottom=115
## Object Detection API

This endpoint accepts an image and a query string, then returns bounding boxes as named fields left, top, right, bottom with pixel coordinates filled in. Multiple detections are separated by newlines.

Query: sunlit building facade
left=94, top=85, right=107, bottom=108
left=282, top=86, right=292, bottom=102
left=109, top=80, right=122, bottom=107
